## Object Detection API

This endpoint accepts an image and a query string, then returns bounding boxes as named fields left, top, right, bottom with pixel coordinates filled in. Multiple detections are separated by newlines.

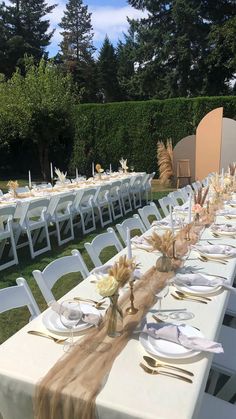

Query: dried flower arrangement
left=95, top=164, right=104, bottom=173
left=144, top=230, right=175, bottom=256
left=157, top=139, right=173, bottom=186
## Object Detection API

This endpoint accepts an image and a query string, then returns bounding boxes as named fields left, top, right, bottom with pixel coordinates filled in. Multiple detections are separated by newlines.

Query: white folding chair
left=33, top=250, right=89, bottom=304
left=130, top=175, right=143, bottom=209
left=158, top=196, right=174, bottom=217
left=120, top=178, right=132, bottom=214
left=109, top=181, right=123, bottom=220
left=141, top=172, right=155, bottom=204
left=191, top=181, right=202, bottom=192
left=93, top=185, right=113, bottom=228
left=49, top=193, right=75, bottom=245
left=0, top=190, right=3, bottom=197
left=116, top=214, right=146, bottom=244
left=20, top=199, right=51, bottom=259
left=74, top=188, right=97, bottom=234
left=208, top=325, right=236, bottom=396
left=138, top=202, right=162, bottom=229
left=180, top=185, right=193, bottom=201
left=0, top=206, right=18, bottom=270
left=169, top=190, right=186, bottom=206
left=0, top=277, right=40, bottom=320
left=198, top=393, right=236, bottom=419
left=84, top=227, right=123, bottom=267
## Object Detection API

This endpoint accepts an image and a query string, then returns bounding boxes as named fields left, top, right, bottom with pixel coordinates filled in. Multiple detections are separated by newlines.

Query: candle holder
left=172, top=240, right=178, bottom=260
left=185, top=229, right=191, bottom=241
left=126, top=279, right=138, bottom=315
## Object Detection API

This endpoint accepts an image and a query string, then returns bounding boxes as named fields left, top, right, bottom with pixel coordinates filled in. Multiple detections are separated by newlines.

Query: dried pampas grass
left=144, top=230, right=175, bottom=256
left=157, top=139, right=173, bottom=186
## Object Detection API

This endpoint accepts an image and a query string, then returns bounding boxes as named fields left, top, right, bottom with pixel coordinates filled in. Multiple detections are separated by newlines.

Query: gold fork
left=139, top=363, right=193, bottom=383
left=175, top=290, right=211, bottom=302
left=198, top=255, right=227, bottom=265
left=74, top=297, right=106, bottom=308
left=143, top=356, right=194, bottom=377
left=27, top=330, right=68, bottom=344
left=171, top=293, right=207, bottom=304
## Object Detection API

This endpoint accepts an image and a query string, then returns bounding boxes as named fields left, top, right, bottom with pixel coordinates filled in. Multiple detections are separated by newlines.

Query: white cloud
left=3, top=1, right=147, bottom=55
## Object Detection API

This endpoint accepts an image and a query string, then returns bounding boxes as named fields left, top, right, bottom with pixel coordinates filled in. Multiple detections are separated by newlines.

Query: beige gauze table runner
left=34, top=225, right=203, bottom=419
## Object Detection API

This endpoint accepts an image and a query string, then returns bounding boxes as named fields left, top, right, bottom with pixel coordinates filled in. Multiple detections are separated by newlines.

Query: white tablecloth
left=0, top=216, right=235, bottom=419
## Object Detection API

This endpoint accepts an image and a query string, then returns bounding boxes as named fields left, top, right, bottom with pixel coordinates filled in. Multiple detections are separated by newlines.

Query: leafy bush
left=71, top=96, right=236, bottom=176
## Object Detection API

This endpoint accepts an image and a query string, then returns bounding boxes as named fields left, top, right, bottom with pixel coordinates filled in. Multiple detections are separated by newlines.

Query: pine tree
left=1, top=0, right=56, bottom=76
left=127, top=0, right=236, bottom=98
left=97, top=36, right=121, bottom=102
left=59, top=0, right=97, bottom=102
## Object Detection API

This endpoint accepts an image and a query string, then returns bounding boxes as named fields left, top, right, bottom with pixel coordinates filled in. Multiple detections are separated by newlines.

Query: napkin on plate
left=131, top=235, right=154, bottom=252
left=192, top=244, right=236, bottom=257
left=49, top=301, right=101, bottom=327
left=212, top=223, right=236, bottom=233
left=152, top=220, right=182, bottom=229
left=174, top=273, right=236, bottom=293
left=217, top=208, right=236, bottom=216
left=143, top=323, right=223, bottom=353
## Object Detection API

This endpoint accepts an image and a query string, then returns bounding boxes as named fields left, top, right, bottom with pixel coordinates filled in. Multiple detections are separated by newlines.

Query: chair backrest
left=0, top=189, right=3, bottom=197
left=130, top=175, right=143, bottom=188
left=0, top=277, right=40, bottom=320
left=25, top=199, right=49, bottom=222
left=191, top=181, right=201, bottom=192
left=142, top=172, right=155, bottom=189
left=177, top=160, right=190, bottom=178
left=158, top=196, right=174, bottom=217
left=109, top=181, right=122, bottom=196
left=84, top=227, right=123, bottom=267
left=169, top=190, right=185, bottom=206
left=33, top=250, right=89, bottom=304
left=79, top=188, right=97, bottom=208
left=116, top=214, right=146, bottom=243
left=54, top=193, right=75, bottom=216
left=138, top=203, right=161, bottom=229
left=120, top=178, right=131, bottom=195
left=94, top=185, right=110, bottom=204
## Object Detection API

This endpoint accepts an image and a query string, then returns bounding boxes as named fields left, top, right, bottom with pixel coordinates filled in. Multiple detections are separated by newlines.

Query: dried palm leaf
left=157, top=139, right=174, bottom=186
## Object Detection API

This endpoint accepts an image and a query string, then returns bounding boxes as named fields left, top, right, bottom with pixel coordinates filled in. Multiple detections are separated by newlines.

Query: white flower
left=96, top=275, right=119, bottom=297
left=224, top=177, right=231, bottom=186
left=119, top=157, right=128, bottom=170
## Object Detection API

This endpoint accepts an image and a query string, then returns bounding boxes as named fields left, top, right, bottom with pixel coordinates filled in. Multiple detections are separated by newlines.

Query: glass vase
left=107, top=293, right=123, bottom=338
left=156, top=255, right=172, bottom=273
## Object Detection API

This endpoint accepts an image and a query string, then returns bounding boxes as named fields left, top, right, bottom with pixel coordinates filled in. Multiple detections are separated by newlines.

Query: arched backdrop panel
left=195, top=107, right=223, bottom=180
left=173, top=135, right=196, bottom=184
left=220, top=118, right=236, bottom=170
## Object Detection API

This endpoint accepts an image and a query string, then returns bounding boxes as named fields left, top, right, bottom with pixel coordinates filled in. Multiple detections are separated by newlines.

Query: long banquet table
left=0, top=213, right=235, bottom=419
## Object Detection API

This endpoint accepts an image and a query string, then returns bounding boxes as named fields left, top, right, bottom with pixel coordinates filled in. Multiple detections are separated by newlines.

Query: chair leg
left=207, top=371, right=220, bottom=395
left=216, top=374, right=236, bottom=401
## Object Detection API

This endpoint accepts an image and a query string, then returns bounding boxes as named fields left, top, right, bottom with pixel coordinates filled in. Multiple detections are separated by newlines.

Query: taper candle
left=127, top=227, right=132, bottom=259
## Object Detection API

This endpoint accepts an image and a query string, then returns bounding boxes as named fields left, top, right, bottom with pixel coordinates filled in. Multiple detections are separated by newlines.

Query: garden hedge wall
left=71, top=96, right=236, bottom=177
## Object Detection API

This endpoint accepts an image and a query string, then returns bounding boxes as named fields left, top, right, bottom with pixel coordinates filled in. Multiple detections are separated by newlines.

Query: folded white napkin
left=143, top=323, right=223, bottom=353
left=192, top=244, right=236, bottom=257
left=49, top=301, right=101, bottom=327
left=131, top=235, right=154, bottom=252
left=212, top=223, right=236, bottom=233
left=152, top=219, right=182, bottom=228
left=174, top=273, right=236, bottom=293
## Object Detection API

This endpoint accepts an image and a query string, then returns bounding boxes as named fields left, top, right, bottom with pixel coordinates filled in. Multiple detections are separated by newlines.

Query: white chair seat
left=198, top=393, right=236, bottom=419
left=212, top=325, right=236, bottom=376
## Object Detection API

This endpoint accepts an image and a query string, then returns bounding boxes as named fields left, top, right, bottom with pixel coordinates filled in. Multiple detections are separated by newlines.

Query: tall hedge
left=70, top=96, right=236, bottom=177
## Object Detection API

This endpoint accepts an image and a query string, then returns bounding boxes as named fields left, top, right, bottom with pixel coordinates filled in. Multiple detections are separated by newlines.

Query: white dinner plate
left=42, top=303, right=99, bottom=334
left=139, top=323, right=202, bottom=360
left=174, top=276, right=222, bottom=295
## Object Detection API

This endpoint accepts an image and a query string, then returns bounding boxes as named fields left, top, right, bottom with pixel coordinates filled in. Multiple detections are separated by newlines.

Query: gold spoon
left=74, top=297, right=106, bottom=308
left=139, top=363, right=193, bottom=383
left=27, top=330, right=68, bottom=344
left=143, top=356, right=194, bottom=377
left=171, top=293, right=207, bottom=304
left=198, top=255, right=227, bottom=265
left=175, top=290, right=211, bottom=302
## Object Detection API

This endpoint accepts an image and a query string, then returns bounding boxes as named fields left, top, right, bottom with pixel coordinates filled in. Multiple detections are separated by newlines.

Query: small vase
left=107, top=293, right=123, bottom=338
left=156, top=255, right=172, bottom=273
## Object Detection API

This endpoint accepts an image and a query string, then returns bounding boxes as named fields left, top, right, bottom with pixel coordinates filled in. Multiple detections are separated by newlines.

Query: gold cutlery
left=27, top=330, right=68, bottom=344
left=143, top=356, right=194, bottom=377
left=139, top=363, right=193, bottom=383
left=175, top=290, right=211, bottom=302
left=171, top=293, right=207, bottom=304
left=198, top=255, right=227, bottom=265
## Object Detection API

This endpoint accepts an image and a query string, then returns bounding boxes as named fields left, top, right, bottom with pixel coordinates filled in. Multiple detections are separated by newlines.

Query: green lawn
left=0, top=182, right=169, bottom=344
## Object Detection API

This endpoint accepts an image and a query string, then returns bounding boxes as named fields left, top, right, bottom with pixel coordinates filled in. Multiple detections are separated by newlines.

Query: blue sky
left=45, top=0, right=146, bottom=56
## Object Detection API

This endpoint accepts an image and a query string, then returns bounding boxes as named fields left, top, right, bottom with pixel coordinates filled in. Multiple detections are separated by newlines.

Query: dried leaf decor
left=144, top=230, right=175, bottom=256
left=157, top=139, right=173, bottom=186
left=194, top=187, right=209, bottom=206
left=108, top=255, right=137, bottom=288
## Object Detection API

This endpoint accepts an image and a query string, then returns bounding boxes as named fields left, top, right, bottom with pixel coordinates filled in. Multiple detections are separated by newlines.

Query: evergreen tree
left=117, top=28, right=139, bottom=100
left=97, top=36, right=121, bottom=102
left=127, top=0, right=236, bottom=98
left=59, top=0, right=97, bottom=102
left=0, top=0, right=56, bottom=76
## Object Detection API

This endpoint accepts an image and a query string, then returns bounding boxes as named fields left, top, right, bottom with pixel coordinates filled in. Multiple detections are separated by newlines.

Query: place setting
left=191, top=243, right=236, bottom=264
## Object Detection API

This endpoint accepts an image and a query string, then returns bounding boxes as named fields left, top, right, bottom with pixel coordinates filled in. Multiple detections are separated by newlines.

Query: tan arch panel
left=173, top=135, right=196, bottom=185
left=220, top=118, right=236, bottom=170
left=195, top=108, right=223, bottom=180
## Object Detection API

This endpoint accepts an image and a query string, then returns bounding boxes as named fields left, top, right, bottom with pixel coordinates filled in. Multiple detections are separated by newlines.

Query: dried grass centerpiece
left=144, top=230, right=175, bottom=272
left=54, top=167, right=67, bottom=185
left=7, top=180, right=19, bottom=198
left=96, top=256, right=136, bottom=336
left=157, top=139, right=173, bottom=186
left=119, top=158, right=128, bottom=173
left=193, top=186, right=209, bottom=223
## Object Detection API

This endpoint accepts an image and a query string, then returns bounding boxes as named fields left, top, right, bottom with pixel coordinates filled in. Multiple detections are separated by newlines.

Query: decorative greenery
left=70, top=96, right=236, bottom=176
